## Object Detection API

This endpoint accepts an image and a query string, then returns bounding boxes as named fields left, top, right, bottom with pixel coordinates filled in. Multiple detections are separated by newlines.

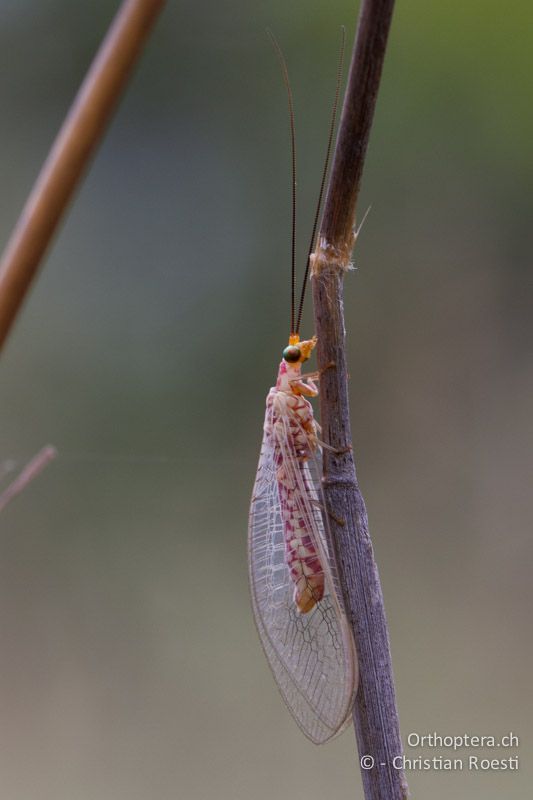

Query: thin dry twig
left=0, top=0, right=166, bottom=352
left=0, top=445, right=57, bottom=514
left=311, top=2, right=409, bottom=799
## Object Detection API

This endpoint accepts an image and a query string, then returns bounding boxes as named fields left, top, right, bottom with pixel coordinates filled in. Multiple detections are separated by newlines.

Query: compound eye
left=283, top=345, right=301, bottom=363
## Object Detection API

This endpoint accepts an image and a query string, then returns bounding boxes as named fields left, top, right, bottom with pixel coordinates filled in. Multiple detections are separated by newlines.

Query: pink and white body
left=248, top=335, right=358, bottom=743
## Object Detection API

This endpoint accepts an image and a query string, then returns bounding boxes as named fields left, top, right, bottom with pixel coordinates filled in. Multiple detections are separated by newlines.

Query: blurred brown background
left=0, top=1, right=531, bottom=798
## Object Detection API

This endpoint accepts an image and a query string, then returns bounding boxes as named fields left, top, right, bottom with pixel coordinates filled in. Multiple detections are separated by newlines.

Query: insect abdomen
left=270, top=391, right=325, bottom=613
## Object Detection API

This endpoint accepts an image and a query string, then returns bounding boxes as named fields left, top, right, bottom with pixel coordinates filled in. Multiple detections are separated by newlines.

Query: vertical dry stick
left=311, top=2, right=409, bottom=800
left=0, top=0, right=166, bottom=353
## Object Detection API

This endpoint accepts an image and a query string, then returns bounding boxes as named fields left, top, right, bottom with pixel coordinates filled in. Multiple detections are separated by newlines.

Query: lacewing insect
left=248, top=31, right=358, bottom=744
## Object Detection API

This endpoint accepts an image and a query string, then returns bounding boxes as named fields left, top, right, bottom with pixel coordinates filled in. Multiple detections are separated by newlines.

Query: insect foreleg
left=290, top=369, right=320, bottom=384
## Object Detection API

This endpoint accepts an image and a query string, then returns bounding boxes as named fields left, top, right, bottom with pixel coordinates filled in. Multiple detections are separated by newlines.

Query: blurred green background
left=0, top=1, right=531, bottom=798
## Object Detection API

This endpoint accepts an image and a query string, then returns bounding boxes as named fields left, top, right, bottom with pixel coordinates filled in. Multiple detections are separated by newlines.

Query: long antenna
left=267, top=29, right=297, bottom=335
left=295, top=26, right=346, bottom=336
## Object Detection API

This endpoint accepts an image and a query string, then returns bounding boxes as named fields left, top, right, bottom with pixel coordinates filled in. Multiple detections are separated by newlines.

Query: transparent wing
left=248, top=399, right=358, bottom=743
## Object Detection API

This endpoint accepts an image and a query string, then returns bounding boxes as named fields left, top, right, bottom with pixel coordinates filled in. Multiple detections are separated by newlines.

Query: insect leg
left=310, top=497, right=345, bottom=527
left=317, top=439, right=352, bottom=456
left=290, top=361, right=336, bottom=386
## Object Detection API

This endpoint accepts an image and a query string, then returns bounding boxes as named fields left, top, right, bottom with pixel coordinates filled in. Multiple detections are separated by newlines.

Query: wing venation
left=248, top=397, right=358, bottom=743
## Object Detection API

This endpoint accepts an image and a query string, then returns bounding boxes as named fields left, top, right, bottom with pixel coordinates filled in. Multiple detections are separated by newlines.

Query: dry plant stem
left=0, top=446, right=57, bottom=514
left=0, top=0, right=165, bottom=353
left=311, top=1, right=408, bottom=799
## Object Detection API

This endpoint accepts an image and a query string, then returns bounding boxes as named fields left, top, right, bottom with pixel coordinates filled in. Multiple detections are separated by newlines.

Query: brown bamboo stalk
left=0, top=445, right=57, bottom=514
left=0, top=0, right=166, bottom=352
left=311, top=2, right=409, bottom=799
